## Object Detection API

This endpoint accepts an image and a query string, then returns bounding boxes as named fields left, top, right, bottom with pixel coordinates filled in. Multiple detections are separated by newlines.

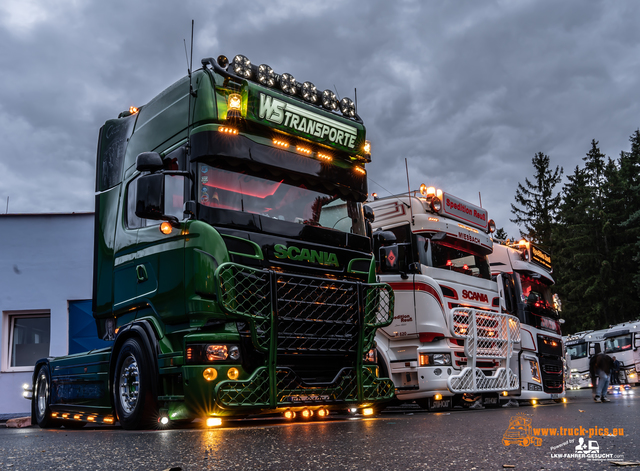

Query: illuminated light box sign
left=530, top=245, right=552, bottom=271
left=440, top=192, right=488, bottom=231
left=249, top=91, right=362, bottom=152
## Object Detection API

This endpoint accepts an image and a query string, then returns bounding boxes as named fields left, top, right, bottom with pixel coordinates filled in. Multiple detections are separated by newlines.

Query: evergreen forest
left=506, top=130, right=640, bottom=334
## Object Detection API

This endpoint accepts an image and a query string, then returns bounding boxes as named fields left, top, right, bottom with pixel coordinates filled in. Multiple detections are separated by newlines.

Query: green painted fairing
left=184, top=220, right=231, bottom=326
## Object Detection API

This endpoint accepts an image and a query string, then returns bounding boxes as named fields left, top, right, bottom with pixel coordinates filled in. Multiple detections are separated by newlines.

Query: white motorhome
left=489, top=241, right=565, bottom=403
left=564, top=330, right=605, bottom=389
left=369, top=185, right=521, bottom=410
left=602, top=320, right=640, bottom=386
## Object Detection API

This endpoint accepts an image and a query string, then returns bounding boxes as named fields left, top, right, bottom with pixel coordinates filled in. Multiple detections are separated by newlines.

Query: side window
left=126, top=178, right=145, bottom=229
left=165, top=175, right=185, bottom=220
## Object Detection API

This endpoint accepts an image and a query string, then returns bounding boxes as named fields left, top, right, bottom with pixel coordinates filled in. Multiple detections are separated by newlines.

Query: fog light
left=159, top=416, right=169, bottom=425
left=362, top=408, right=374, bottom=416
left=227, top=368, right=240, bottom=380
left=562, top=398, right=567, bottom=403
left=317, top=409, right=327, bottom=418
left=203, top=368, right=218, bottom=382
left=434, top=394, right=443, bottom=401
left=284, top=410, right=296, bottom=419
left=206, top=417, right=222, bottom=427
left=532, top=399, right=538, bottom=405
left=349, top=408, right=358, bottom=414
left=502, top=391, right=508, bottom=396
left=301, top=409, right=311, bottom=419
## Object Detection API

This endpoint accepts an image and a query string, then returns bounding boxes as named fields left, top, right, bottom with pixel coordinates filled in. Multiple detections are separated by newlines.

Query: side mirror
left=373, top=230, right=396, bottom=247
left=363, top=205, right=375, bottom=223
left=136, top=152, right=163, bottom=172
left=558, top=318, right=566, bottom=324
left=136, top=173, right=165, bottom=220
left=635, top=333, right=640, bottom=349
left=431, top=231, right=447, bottom=242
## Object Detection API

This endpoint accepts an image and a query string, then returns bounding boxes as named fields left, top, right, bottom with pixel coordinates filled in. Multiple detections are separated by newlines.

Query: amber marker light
left=562, top=398, right=567, bottom=403
left=284, top=410, right=296, bottom=419
left=203, top=368, right=218, bottom=382
left=502, top=391, right=508, bottom=397
left=61, top=413, right=69, bottom=419
left=227, top=367, right=240, bottom=380
left=273, top=139, right=289, bottom=148
left=103, top=417, right=114, bottom=424
left=363, top=140, right=371, bottom=155
left=296, top=145, right=312, bottom=155
left=317, top=152, right=332, bottom=162
left=362, top=408, right=374, bottom=416
left=434, top=394, right=443, bottom=401
left=206, top=417, right=222, bottom=427
left=160, top=222, right=173, bottom=235
left=129, top=106, right=139, bottom=114
left=531, top=399, right=538, bottom=405
left=87, top=416, right=96, bottom=422
left=51, top=412, right=58, bottom=418
left=317, top=409, right=327, bottom=418
left=219, top=126, right=238, bottom=135
left=74, top=414, right=82, bottom=420
left=354, top=166, right=366, bottom=175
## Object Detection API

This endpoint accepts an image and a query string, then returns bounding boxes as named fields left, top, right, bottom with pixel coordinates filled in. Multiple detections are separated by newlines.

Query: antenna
left=479, top=191, right=482, bottom=207
left=333, top=85, right=341, bottom=101
left=405, top=158, right=414, bottom=225
left=354, top=88, right=357, bottom=114
left=5, top=196, right=8, bottom=214
left=186, top=20, right=196, bottom=150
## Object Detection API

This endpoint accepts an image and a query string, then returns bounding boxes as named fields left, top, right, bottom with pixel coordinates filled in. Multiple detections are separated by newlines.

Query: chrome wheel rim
left=118, top=354, right=140, bottom=414
left=36, top=373, right=47, bottom=418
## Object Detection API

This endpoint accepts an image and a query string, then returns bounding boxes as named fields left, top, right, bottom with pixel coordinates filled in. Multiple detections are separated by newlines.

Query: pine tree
left=510, top=152, right=563, bottom=251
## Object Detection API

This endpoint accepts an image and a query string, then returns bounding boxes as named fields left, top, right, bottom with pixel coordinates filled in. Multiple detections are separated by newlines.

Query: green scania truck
left=26, top=54, right=394, bottom=429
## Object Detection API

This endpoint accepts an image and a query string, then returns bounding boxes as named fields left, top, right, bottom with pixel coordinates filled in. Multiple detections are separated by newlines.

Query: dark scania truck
left=26, top=54, right=394, bottom=429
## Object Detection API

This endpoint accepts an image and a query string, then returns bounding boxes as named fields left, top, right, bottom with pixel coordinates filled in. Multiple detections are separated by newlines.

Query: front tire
left=113, top=337, right=157, bottom=430
left=34, top=365, right=61, bottom=428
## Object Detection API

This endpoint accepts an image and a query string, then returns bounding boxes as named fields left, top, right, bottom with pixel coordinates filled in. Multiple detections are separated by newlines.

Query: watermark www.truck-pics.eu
left=503, top=414, right=625, bottom=462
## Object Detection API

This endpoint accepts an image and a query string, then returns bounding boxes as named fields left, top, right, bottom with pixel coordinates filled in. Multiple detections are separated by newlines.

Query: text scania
left=258, top=94, right=357, bottom=149
left=274, top=244, right=339, bottom=267
left=462, top=290, right=489, bottom=303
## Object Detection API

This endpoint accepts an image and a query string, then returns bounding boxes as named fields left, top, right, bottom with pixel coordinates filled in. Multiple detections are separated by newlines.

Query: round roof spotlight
left=257, top=64, right=276, bottom=87
left=430, top=196, right=442, bottom=213
left=419, top=183, right=428, bottom=196
left=217, top=55, right=229, bottom=69
left=340, top=97, right=356, bottom=117
left=280, top=73, right=297, bottom=95
left=232, top=55, right=252, bottom=78
left=488, top=219, right=496, bottom=233
left=322, top=90, right=339, bottom=111
left=302, top=81, right=318, bottom=103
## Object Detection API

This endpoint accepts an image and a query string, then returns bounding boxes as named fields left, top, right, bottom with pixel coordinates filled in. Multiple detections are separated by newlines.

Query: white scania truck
left=602, top=320, right=640, bottom=386
left=369, top=185, right=521, bottom=410
left=564, top=330, right=604, bottom=389
left=489, top=241, right=565, bottom=403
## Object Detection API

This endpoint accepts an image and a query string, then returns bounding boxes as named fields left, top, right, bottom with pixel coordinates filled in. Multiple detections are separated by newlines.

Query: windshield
left=566, top=342, right=587, bottom=360
left=197, top=163, right=365, bottom=235
left=516, top=273, right=555, bottom=312
left=604, top=334, right=633, bottom=353
left=416, top=235, right=491, bottom=280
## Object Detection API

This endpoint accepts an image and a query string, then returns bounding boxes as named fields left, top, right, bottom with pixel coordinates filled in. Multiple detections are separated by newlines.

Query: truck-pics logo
left=503, top=414, right=543, bottom=447
left=274, top=243, right=339, bottom=267
left=462, top=290, right=489, bottom=303
left=258, top=93, right=357, bottom=149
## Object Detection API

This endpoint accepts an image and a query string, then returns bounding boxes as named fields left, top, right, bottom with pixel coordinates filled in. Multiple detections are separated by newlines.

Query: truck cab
left=564, top=330, right=604, bottom=389
left=369, top=185, right=521, bottom=410
left=490, top=241, right=565, bottom=402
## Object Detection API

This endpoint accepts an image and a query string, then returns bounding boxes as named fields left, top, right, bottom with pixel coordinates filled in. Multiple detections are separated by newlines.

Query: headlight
left=363, top=348, right=377, bottom=363
left=529, top=360, right=541, bottom=382
left=322, top=90, right=339, bottom=111
left=280, top=73, right=297, bottom=95
left=419, top=353, right=451, bottom=366
left=302, top=81, right=318, bottom=103
left=232, top=54, right=252, bottom=78
left=257, top=64, right=276, bottom=87
left=186, top=344, right=241, bottom=363
left=340, top=97, right=356, bottom=117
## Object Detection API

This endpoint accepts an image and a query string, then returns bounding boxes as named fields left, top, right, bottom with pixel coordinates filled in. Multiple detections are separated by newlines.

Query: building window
left=2, top=311, right=50, bottom=372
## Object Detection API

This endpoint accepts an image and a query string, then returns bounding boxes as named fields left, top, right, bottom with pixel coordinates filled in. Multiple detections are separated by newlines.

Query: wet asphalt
left=0, top=389, right=638, bottom=470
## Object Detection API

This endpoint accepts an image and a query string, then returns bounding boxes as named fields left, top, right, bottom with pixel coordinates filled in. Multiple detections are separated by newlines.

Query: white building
left=0, top=213, right=94, bottom=415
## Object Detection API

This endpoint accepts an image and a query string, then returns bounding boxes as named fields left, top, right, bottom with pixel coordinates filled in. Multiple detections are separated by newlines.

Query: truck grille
left=217, top=263, right=393, bottom=383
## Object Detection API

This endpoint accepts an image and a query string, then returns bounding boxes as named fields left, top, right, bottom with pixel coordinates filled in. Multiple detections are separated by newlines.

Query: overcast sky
left=2, top=0, right=639, bottom=237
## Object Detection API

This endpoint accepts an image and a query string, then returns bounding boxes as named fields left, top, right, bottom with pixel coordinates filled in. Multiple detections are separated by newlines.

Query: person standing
left=589, top=353, right=613, bottom=402
left=611, top=356, right=621, bottom=385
